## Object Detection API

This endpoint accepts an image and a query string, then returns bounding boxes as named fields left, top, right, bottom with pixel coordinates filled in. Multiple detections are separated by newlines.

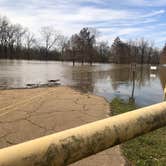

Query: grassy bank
left=111, top=98, right=166, bottom=166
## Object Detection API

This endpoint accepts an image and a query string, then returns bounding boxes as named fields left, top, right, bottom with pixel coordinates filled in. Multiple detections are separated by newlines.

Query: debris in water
left=26, top=84, right=37, bottom=87
left=48, top=79, right=60, bottom=83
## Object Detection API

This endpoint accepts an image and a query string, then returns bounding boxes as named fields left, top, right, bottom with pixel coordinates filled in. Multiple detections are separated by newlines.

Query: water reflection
left=72, top=67, right=94, bottom=93
left=0, top=60, right=166, bottom=107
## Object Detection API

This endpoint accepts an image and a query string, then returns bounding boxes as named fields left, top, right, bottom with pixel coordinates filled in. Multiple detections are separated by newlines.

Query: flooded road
left=0, top=59, right=165, bottom=107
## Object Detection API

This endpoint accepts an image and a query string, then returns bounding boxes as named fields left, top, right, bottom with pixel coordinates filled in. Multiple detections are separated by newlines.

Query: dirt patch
left=0, top=86, right=126, bottom=165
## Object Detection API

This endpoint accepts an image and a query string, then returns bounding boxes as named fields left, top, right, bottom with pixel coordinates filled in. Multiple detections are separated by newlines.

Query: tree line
left=0, top=15, right=163, bottom=65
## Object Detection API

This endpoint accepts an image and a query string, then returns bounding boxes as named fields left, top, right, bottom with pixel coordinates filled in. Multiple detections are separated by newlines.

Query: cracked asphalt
left=0, top=86, right=126, bottom=166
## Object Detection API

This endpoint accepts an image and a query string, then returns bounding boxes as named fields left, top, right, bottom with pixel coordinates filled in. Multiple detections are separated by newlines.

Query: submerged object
left=26, top=83, right=38, bottom=87
left=150, top=66, right=157, bottom=70
left=150, top=74, right=156, bottom=78
left=48, top=79, right=60, bottom=83
left=48, top=79, right=60, bottom=86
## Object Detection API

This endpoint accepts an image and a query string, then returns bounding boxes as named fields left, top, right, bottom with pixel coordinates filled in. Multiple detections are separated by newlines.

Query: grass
left=110, top=98, right=166, bottom=166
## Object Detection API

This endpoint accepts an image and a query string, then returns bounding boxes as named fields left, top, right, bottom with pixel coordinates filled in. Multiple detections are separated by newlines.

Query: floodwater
left=0, top=59, right=166, bottom=107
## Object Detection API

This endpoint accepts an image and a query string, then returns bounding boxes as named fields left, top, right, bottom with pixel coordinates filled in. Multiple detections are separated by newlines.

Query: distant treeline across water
left=0, top=15, right=164, bottom=65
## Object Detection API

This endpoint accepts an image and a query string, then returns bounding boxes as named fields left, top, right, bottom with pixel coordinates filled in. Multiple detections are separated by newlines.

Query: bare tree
left=24, top=31, right=36, bottom=59
left=0, top=17, right=26, bottom=58
left=58, top=35, right=68, bottom=61
left=5, top=25, right=17, bottom=58
left=70, top=34, right=80, bottom=66
left=97, top=41, right=110, bottom=62
left=14, top=24, right=26, bottom=47
left=151, top=48, right=160, bottom=64
left=146, top=41, right=154, bottom=64
left=139, top=38, right=148, bottom=64
left=40, top=26, right=61, bottom=60
left=0, top=16, right=9, bottom=57
left=24, top=31, right=36, bottom=50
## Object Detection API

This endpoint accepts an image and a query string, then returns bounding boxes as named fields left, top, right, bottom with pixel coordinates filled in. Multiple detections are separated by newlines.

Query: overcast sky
left=0, top=0, right=166, bottom=47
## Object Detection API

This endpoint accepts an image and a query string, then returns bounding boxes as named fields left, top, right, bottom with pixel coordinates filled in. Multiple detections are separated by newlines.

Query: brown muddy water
left=0, top=59, right=165, bottom=107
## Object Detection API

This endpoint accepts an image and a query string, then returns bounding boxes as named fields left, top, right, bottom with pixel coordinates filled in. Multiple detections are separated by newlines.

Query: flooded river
left=0, top=59, right=165, bottom=107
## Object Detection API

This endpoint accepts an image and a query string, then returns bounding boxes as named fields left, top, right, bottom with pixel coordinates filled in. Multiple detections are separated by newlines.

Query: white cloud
left=141, top=10, right=165, bottom=18
left=124, top=0, right=166, bottom=7
left=0, top=0, right=165, bottom=46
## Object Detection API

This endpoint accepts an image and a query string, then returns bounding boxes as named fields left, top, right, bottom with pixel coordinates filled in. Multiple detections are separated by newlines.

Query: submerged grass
left=110, top=98, right=166, bottom=166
